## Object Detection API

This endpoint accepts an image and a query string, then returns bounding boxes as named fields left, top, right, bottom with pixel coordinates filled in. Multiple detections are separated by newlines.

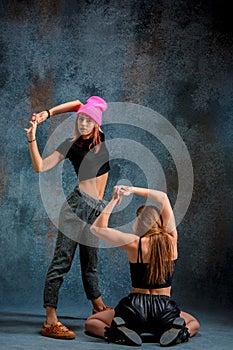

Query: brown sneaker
left=41, top=321, right=76, bottom=340
left=92, top=305, right=113, bottom=314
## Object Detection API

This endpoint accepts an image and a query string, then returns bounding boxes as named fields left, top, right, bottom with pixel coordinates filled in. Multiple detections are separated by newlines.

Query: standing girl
left=24, top=96, right=111, bottom=340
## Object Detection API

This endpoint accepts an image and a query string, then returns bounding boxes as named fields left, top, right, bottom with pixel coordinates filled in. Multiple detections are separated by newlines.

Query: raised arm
left=24, top=120, right=64, bottom=173
left=32, top=99, right=83, bottom=124
left=90, top=187, right=138, bottom=247
left=120, top=186, right=177, bottom=239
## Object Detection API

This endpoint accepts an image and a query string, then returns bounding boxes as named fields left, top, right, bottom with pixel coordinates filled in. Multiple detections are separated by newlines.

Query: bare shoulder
left=125, top=236, right=139, bottom=249
left=123, top=236, right=139, bottom=261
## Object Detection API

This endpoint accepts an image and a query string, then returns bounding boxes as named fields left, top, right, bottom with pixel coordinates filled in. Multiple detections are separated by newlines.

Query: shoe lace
left=52, top=322, right=70, bottom=334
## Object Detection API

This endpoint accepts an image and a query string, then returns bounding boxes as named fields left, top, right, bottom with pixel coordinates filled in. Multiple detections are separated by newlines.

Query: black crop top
left=56, top=131, right=110, bottom=181
left=129, top=238, right=176, bottom=289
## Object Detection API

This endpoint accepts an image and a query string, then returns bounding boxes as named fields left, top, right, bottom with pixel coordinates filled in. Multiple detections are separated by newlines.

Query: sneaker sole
left=41, top=330, right=76, bottom=340
left=116, top=326, right=142, bottom=346
left=160, top=317, right=185, bottom=347
left=108, top=317, right=142, bottom=346
left=172, top=317, right=186, bottom=329
left=112, top=317, right=126, bottom=327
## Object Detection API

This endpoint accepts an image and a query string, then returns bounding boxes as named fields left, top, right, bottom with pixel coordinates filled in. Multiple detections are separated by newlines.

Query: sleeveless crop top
left=129, top=237, right=176, bottom=289
left=56, top=131, right=110, bottom=181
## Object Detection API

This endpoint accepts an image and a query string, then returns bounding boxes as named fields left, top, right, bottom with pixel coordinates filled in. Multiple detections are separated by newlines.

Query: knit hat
left=77, top=96, right=107, bottom=126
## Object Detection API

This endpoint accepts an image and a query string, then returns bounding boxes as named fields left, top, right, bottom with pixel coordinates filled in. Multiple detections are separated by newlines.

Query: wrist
left=49, top=108, right=55, bottom=117
left=129, top=186, right=134, bottom=194
left=46, top=109, right=51, bottom=119
left=111, top=197, right=118, bottom=203
left=28, top=138, right=36, bottom=143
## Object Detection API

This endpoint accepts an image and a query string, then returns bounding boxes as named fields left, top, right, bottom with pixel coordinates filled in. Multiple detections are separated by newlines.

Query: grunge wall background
left=0, top=0, right=232, bottom=315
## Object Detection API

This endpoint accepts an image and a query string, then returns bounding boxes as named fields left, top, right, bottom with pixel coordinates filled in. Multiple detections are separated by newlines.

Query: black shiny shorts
left=114, top=293, right=181, bottom=339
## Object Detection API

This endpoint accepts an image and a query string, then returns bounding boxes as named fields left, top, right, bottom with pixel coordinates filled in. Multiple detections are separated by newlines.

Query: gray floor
left=0, top=306, right=232, bottom=350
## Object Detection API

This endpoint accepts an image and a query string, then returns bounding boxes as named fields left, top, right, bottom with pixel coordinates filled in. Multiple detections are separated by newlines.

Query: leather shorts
left=114, top=293, right=181, bottom=338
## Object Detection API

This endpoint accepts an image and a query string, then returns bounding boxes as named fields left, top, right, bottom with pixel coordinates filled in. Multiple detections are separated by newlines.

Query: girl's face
left=77, top=114, right=96, bottom=138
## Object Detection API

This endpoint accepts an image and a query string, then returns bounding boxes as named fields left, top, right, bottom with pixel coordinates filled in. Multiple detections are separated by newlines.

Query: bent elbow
left=159, top=192, right=168, bottom=206
left=90, top=225, right=103, bottom=238
left=90, top=225, right=98, bottom=235
left=34, top=165, right=44, bottom=173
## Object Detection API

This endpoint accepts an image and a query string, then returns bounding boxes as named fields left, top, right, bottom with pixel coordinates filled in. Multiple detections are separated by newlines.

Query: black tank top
left=129, top=237, right=176, bottom=289
left=56, top=131, right=110, bottom=181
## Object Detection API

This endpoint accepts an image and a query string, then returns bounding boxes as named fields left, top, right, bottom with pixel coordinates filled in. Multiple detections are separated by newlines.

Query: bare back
left=126, top=236, right=177, bottom=296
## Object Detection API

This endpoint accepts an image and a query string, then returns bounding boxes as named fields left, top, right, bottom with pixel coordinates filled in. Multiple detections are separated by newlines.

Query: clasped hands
left=113, top=185, right=132, bottom=205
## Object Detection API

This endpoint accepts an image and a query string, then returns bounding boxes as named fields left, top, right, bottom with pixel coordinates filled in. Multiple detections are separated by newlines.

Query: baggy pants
left=43, top=187, right=106, bottom=308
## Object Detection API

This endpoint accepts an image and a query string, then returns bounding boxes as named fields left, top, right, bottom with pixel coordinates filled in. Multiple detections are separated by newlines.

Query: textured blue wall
left=0, top=0, right=232, bottom=314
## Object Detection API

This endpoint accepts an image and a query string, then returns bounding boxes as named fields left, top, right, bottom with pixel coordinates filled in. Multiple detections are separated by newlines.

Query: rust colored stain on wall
left=26, top=72, right=55, bottom=114
left=121, top=4, right=161, bottom=103
left=5, top=0, right=61, bottom=23
left=5, top=0, right=35, bottom=22
left=26, top=72, right=56, bottom=249
left=36, top=0, right=62, bottom=40
left=5, top=1, right=62, bottom=44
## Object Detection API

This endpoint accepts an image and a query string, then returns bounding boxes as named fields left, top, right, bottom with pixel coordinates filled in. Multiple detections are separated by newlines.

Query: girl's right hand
left=24, top=121, right=37, bottom=141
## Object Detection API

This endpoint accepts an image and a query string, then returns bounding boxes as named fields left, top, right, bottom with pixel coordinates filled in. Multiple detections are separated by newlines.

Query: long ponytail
left=134, top=204, right=174, bottom=285
left=147, top=232, right=174, bottom=284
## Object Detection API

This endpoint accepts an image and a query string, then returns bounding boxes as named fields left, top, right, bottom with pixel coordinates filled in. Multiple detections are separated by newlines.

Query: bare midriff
left=131, top=286, right=171, bottom=296
left=78, top=173, right=108, bottom=200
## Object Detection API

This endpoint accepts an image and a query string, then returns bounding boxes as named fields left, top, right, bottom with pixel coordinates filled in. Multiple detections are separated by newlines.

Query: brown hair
left=134, top=204, right=174, bottom=285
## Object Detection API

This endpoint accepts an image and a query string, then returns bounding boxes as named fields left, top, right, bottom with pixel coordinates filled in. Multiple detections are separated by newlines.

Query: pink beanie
left=77, top=96, right=107, bottom=126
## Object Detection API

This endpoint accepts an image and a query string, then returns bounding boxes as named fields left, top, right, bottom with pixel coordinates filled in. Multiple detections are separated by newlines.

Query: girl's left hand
left=113, top=186, right=123, bottom=206
left=24, top=120, right=37, bottom=141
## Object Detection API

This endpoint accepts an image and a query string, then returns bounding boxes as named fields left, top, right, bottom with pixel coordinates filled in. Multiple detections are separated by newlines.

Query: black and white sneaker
left=160, top=317, right=190, bottom=347
left=104, top=317, right=142, bottom=346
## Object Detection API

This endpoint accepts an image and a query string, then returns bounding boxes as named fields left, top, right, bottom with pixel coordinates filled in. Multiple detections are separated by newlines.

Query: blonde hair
left=134, top=204, right=174, bottom=285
